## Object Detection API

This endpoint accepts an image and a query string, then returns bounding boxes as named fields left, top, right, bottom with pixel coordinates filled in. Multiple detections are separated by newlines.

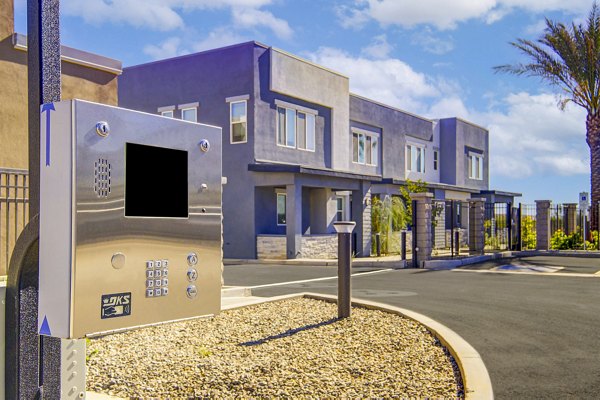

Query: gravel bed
left=87, top=298, right=463, bottom=399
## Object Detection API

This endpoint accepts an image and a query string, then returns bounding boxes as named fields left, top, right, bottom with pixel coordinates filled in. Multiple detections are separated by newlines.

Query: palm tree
left=495, top=2, right=600, bottom=230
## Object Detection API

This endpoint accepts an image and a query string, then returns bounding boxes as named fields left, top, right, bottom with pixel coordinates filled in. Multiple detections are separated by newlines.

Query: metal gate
left=0, top=168, right=29, bottom=275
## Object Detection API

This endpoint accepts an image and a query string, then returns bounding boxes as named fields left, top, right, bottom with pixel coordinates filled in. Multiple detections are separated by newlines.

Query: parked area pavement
left=457, top=255, right=600, bottom=275
left=224, top=256, right=600, bottom=399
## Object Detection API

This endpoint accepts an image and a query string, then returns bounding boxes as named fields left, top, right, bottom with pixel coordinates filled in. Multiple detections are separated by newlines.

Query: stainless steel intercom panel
left=38, top=100, right=222, bottom=339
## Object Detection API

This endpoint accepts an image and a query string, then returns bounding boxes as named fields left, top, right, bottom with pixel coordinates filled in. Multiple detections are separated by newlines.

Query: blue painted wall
left=349, top=94, right=432, bottom=180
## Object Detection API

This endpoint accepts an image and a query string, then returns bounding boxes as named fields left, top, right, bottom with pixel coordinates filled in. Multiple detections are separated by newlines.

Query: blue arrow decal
left=41, top=103, right=55, bottom=166
left=39, top=315, right=52, bottom=336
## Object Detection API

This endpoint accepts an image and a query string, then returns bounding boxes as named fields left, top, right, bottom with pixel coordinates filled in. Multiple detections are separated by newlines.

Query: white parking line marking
left=248, top=269, right=392, bottom=289
left=453, top=269, right=600, bottom=278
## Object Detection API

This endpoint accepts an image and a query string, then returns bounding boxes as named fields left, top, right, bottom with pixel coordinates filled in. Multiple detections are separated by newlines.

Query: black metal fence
left=0, top=168, right=29, bottom=275
left=550, top=204, right=598, bottom=249
left=432, top=199, right=469, bottom=257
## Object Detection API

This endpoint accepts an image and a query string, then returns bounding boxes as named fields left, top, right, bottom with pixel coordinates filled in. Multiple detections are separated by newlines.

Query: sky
left=13, top=0, right=598, bottom=203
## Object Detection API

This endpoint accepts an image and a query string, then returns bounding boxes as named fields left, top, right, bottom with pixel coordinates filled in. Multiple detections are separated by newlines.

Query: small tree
left=399, top=179, right=428, bottom=226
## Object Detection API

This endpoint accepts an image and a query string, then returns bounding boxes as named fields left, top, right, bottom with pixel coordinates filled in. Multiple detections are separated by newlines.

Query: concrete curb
left=301, top=293, right=493, bottom=400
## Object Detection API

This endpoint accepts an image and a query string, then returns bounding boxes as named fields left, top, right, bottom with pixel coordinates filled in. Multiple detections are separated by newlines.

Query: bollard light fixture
left=333, top=221, right=356, bottom=234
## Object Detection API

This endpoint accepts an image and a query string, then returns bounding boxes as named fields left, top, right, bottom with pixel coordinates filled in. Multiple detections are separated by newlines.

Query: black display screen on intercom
left=125, top=142, right=188, bottom=218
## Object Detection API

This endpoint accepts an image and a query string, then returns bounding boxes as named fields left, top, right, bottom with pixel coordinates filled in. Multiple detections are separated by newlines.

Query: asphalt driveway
left=224, top=257, right=600, bottom=399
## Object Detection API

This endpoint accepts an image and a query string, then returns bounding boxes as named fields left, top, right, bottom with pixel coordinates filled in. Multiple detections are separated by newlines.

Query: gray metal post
left=411, top=200, right=418, bottom=268
left=401, top=231, right=407, bottom=261
left=454, top=230, right=460, bottom=256
left=334, top=222, right=355, bottom=319
left=375, top=233, right=381, bottom=257
left=6, top=1, right=62, bottom=399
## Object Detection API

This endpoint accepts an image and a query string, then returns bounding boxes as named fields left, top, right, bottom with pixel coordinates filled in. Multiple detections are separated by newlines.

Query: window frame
left=276, top=105, right=316, bottom=152
left=161, top=110, right=174, bottom=118
left=276, top=193, right=287, bottom=226
left=433, top=150, right=439, bottom=171
left=230, top=100, right=248, bottom=144
left=468, top=153, right=484, bottom=180
left=351, top=129, right=378, bottom=166
left=406, top=144, right=425, bottom=173
left=181, top=107, right=197, bottom=122
left=336, top=196, right=345, bottom=222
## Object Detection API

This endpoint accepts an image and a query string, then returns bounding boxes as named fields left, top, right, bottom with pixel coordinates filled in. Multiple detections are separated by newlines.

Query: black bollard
left=334, top=221, right=356, bottom=319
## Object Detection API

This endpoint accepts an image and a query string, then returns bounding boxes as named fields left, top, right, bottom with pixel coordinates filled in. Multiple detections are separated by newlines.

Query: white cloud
left=62, top=0, right=288, bottom=35
left=411, top=28, right=454, bottom=55
left=361, top=34, right=393, bottom=59
left=339, top=0, right=595, bottom=31
left=144, top=37, right=187, bottom=60
left=482, top=92, right=587, bottom=178
left=231, top=7, right=293, bottom=39
left=309, top=47, right=441, bottom=112
left=191, top=27, right=248, bottom=52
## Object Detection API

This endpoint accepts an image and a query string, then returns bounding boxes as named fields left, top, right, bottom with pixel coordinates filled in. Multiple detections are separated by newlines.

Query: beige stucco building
left=0, top=0, right=121, bottom=169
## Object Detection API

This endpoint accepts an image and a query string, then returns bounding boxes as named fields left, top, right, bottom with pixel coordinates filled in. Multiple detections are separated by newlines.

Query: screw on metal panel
left=199, top=139, right=210, bottom=152
left=78, top=392, right=85, bottom=398
left=95, top=121, right=110, bottom=137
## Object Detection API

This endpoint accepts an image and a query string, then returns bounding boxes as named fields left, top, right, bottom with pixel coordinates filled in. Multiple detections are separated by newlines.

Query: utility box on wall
left=38, top=100, right=222, bottom=339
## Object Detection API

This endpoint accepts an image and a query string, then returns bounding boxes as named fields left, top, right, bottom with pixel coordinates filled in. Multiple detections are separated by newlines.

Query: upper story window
left=230, top=100, right=247, bottom=144
left=406, top=144, right=425, bottom=173
left=158, top=105, right=175, bottom=118
left=181, top=108, right=197, bottom=122
left=352, top=130, right=378, bottom=166
left=468, top=153, right=484, bottom=180
left=433, top=150, right=439, bottom=171
left=179, top=102, right=199, bottom=122
left=277, top=106, right=316, bottom=151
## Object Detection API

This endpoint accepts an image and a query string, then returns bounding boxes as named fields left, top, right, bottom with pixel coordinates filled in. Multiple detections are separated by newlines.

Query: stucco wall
left=349, top=94, right=433, bottom=181
left=270, top=49, right=349, bottom=171
left=255, top=48, right=332, bottom=168
left=0, top=30, right=118, bottom=169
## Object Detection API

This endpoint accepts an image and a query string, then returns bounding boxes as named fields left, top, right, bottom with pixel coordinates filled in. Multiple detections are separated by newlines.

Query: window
left=352, top=131, right=378, bottom=166
left=277, top=193, right=286, bottom=226
left=230, top=100, right=247, bottom=143
left=406, top=144, right=425, bottom=173
left=468, top=153, right=484, bottom=180
left=161, top=110, right=174, bottom=118
left=336, top=197, right=345, bottom=222
left=181, top=108, right=197, bottom=122
left=277, top=106, right=316, bottom=151
left=433, top=150, right=439, bottom=171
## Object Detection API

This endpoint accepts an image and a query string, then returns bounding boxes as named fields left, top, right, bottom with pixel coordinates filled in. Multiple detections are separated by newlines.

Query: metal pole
left=334, top=222, right=355, bottom=319
left=5, top=1, right=62, bottom=398
left=375, top=233, right=381, bottom=257
left=583, top=208, right=587, bottom=250
left=454, top=230, right=460, bottom=256
left=401, top=231, right=407, bottom=261
left=412, top=200, right=418, bottom=268
left=518, top=203, right=523, bottom=251
left=507, top=202, right=512, bottom=250
left=450, top=201, right=455, bottom=257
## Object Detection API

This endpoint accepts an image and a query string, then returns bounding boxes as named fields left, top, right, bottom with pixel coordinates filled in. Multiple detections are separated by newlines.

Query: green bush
left=550, top=229, right=598, bottom=250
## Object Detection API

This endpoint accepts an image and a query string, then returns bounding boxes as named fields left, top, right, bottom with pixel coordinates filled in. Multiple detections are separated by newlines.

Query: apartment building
left=119, top=41, right=518, bottom=260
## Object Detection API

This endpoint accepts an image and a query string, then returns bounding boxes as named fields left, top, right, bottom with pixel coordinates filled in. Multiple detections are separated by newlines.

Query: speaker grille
left=94, top=158, right=111, bottom=198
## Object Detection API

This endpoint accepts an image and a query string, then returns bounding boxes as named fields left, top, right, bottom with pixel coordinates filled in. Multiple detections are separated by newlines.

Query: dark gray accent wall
left=439, top=118, right=458, bottom=185
left=349, top=95, right=432, bottom=180
left=439, top=118, right=489, bottom=191
left=254, top=47, right=331, bottom=168
left=119, top=42, right=259, bottom=258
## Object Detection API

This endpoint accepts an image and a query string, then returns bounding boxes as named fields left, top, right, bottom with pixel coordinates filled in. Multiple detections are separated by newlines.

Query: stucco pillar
left=351, top=182, right=372, bottom=257
left=286, top=184, right=302, bottom=259
left=412, top=192, right=433, bottom=264
left=468, top=198, right=485, bottom=255
left=564, top=203, right=578, bottom=235
left=535, top=200, right=552, bottom=251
